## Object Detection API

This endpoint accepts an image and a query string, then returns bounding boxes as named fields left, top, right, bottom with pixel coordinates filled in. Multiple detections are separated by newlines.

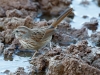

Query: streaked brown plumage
left=13, top=8, right=73, bottom=57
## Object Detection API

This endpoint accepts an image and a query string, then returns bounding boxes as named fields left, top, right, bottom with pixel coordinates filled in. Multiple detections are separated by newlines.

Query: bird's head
left=13, top=26, right=30, bottom=39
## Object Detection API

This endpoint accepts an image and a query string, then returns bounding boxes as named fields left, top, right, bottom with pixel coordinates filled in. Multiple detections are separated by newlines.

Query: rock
left=53, top=23, right=89, bottom=46
left=80, top=0, right=90, bottom=6
left=53, top=33, right=75, bottom=46
left=35, top=20, right=48, bottom=27
left=46, top=55, right=100, bottom=75
left=0, top=7, right=5, bottom=17
left=66, top=40, right=90, bottom=55
left=82, top=15, right=89, bottom=19
left=82, top=53, right=95, bottom=64
left=69, top=27, right=89, bottom=40
left=6, top=9, right=23, bottom=17
left=30, top=55, right=49, bottom=72
left=24, top=16, right=35, bottom=28
left=20, top=8, right=37, bottom=18
left=29, top=40, right=100, bottom=75
left=3, top=44, right=15, bottom=55
left=10, top=67, right=28, bottom=75
left=52, top=22, right=74, bottom=45
left=97, top=0, right=100, bottom=6
left=62, top=57, right=100, bottom=75
left=0, top=32, right=4, bottom=42
left=56, top=22, right=71, bottom=34
left=37, top=0, right=72, bottom=15
left=46, top=56, right=64, bottom=75
left=0, top=0, right=38, bottom=18
left=46, top=47, right=62, bottom=56
left=0, top=0, right=37, bottom=11
left=91, top=32, right=100, bottom=46
left=0, top=16, right=35, bottom=30
left=0, top=42, right=4, bottom=54
left=2, top=29, right=14, bottom=44
left=83, top=17, right=98, bottom=31
left=6, top=8, right=38, bottom=18
left=3, top=70, right=10, bottom=75
left=92, top=59, right=100, bottom=69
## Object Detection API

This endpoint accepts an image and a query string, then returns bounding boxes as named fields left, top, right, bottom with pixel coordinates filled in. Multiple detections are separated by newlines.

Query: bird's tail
left=51, top=7, right=73, bottom=28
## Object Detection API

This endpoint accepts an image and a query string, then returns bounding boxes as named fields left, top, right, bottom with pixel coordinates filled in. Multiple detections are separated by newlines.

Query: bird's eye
left=16, top=30, right=19, bottom=32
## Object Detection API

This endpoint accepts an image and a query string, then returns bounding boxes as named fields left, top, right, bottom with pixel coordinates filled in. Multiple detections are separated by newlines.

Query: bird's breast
left=19, top=36, right=52, bottom=50
left=19, top=39, right=35, bottom=50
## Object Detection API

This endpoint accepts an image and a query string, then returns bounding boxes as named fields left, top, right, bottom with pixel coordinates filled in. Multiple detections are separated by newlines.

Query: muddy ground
left=0, top=0, right=100, bottom=75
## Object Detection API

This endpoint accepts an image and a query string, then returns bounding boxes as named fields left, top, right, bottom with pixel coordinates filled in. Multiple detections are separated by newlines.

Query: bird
left=13, top=7, right=73, bottom=57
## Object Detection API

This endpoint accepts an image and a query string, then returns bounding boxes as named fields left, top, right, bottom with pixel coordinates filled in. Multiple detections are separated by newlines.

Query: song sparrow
left=13, top=8, right=73, bottom=57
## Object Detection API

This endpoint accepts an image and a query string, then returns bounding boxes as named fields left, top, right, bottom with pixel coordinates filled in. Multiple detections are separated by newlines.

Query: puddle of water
left=71, top=0, right=100, bottom=47
left=0, top=54, right=30, bottom=75
left=71, top=0, right=100, bottom=33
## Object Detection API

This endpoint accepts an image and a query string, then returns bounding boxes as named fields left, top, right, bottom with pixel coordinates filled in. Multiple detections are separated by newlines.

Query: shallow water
left=71, top=0, right=100, bottom=47
left=0, top=54, right=30, bottom=74
left=0, top=0, right=100, bottom=75
left=71, top=0, right=100, bottom=32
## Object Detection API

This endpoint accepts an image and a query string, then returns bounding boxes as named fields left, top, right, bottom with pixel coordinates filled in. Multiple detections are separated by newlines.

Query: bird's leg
left=32, top=50, right=38, bottom=58
left=49, top=42, right=53, bottom=50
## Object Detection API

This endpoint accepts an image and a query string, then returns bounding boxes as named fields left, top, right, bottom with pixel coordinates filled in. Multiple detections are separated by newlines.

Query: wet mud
left=0, top=0, right=100, bottom=75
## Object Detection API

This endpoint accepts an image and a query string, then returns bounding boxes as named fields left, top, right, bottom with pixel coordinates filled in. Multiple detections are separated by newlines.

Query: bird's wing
left=30, top=27, right=45, bottom=42
left=41, top=27, right=55, bottom=40
left=30, top=27, right=55, bottom=42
